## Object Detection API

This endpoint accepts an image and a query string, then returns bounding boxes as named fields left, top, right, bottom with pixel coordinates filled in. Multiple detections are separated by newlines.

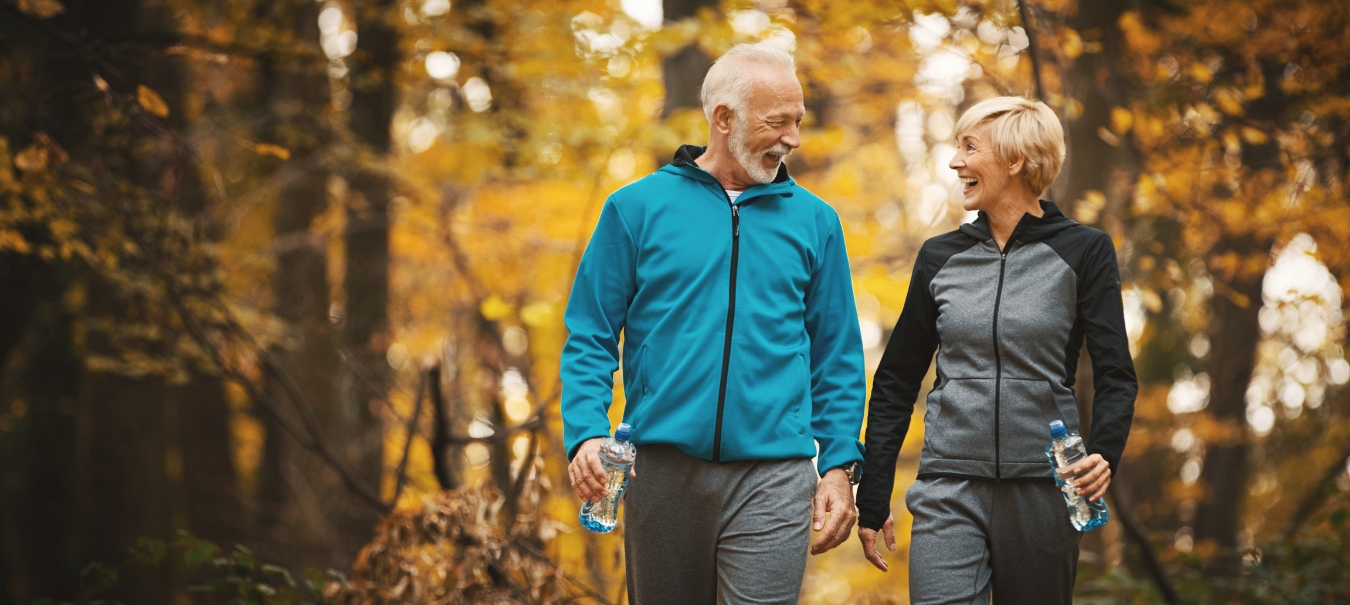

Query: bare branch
left=1109, top=485, right=1179, bottom=605
left=163, top=283, right=390, bottom=513
left=1281, top=444, right=1350, bottom=540
left=390, top=369, right=429, bottom=506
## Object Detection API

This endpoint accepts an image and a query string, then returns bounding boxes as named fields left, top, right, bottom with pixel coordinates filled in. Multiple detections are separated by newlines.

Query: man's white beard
left=730, top=115, right=791, bottom=185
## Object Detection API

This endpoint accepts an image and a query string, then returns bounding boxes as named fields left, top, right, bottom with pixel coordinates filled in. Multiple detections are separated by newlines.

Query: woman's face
left=949, top=120, right=1018, bottom=213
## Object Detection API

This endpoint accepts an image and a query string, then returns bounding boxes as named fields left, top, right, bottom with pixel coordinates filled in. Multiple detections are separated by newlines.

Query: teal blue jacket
left=561, top=145, right=866, bottom=477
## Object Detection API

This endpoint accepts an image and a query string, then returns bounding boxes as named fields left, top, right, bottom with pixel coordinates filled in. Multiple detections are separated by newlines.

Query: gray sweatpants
left=623, top=444, right=817, bottom=605
left=906, top=477, right=1081, bottom=605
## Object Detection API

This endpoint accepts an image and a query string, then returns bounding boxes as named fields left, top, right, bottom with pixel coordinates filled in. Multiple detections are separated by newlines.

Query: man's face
left=729, top=68, right=804, bottom=185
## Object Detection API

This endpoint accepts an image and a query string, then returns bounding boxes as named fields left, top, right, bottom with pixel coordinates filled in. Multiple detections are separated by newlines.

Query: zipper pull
left=732, top=204, right=740, bottom=236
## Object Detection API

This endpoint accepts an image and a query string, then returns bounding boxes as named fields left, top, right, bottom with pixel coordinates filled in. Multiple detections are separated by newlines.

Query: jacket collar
left=660, top=144, right=797, bottom=200
left=958, top=200, right=1077, bottom=245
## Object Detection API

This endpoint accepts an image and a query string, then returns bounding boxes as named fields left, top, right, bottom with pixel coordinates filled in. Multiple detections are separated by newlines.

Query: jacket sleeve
left=561, top=198, right=637, bottom=461
left=802, top=211, right=867, bottom=478
left=1079, top=233, right=1137, bottom=475
left=856, top=245, right=940, bottom=530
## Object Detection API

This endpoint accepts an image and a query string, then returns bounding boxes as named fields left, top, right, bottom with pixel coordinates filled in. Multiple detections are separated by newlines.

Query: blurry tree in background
left=0, top=0, right=1348, bottom=603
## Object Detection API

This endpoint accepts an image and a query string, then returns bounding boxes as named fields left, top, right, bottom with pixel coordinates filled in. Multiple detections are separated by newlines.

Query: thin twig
left=512, top=538, right=616, bottom=605
left=390, top=369, right=429, bottom=506
left=1109, top=487, right=1179, bottom=605
left=1281, top=444, right=1350, bottom=540
left=163, top=284, right=390, bottom=513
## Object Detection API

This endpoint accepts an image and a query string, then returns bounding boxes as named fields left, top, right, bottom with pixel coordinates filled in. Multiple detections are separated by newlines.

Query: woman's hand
left=857, top=513, right=896, bottom=572
left=1064, top=453, right=1111, bottom=501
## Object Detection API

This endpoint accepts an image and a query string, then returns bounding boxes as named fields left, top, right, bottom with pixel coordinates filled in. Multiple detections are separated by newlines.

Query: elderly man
left=561, top=43, right=866, bottom=604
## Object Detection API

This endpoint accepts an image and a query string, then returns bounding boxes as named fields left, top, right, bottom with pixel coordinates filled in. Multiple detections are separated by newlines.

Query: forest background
left=1, top=0, right=1348, bottom=603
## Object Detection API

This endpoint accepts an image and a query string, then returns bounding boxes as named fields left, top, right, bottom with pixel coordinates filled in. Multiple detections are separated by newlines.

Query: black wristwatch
left=839, top=461, right=862, bottom=485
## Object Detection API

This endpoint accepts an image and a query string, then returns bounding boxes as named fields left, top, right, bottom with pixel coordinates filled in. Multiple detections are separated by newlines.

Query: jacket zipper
left=713, top=200, right=740, bottom=462
left=992, top=245, right=1009, bottom=480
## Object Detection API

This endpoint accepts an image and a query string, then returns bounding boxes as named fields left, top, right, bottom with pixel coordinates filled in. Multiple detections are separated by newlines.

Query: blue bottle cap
left=1049, top=420, right=1067, bottom=439
left=614, top=423, right=632, bottom=442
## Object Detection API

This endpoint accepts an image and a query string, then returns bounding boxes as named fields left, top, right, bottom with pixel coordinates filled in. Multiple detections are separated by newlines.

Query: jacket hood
left=660, top=145, right=797, bottom=199
left=958, top=200, right=1077, bottom=245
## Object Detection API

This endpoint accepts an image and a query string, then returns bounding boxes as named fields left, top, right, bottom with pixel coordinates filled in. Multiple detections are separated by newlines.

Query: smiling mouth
left=961, top=177, right=978, bottom=194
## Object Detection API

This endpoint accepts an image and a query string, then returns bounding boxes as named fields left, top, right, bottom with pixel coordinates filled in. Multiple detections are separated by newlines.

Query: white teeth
left=960, top=177, right=978, bottom=187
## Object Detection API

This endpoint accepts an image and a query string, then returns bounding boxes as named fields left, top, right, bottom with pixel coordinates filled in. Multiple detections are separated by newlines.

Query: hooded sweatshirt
left=561, top=145, right=867, bottom=476
left=857, top=201, right=1137, bottom=530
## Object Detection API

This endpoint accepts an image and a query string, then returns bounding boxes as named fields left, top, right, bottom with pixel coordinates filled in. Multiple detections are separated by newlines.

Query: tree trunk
left=342, top=0, right=400, bottom=531
left=8, top=295, right=82, bottom=603
left=661, top=0, right=717, bottom=120
left=1055, top=0, right=1137, bottom=228
left=253, top=0, right=351, bottom=568
left=134, top=0, right=245, bottom=554
left=1192, top=267, right=1263, bottom=577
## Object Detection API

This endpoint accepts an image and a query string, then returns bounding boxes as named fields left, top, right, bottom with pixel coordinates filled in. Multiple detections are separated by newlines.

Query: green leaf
left=79, top=562, right=119, bottom=595
left=183, top=539, right=221, bottom=569
left=130, top=537, right=167, bottom=566
left=261, top=564, right=296, bottom=587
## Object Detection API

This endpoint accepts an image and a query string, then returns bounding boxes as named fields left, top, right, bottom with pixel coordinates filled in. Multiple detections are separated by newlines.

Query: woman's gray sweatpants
left=906, top=477, right=1082, bottom=605
left=623, top=444, right=818, bottom=605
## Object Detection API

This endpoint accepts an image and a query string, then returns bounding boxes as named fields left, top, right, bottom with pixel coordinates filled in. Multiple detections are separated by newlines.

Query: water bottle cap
left=614, top=423, right=632, bottom=442
left=1049, top=420, right=1067, bottom=439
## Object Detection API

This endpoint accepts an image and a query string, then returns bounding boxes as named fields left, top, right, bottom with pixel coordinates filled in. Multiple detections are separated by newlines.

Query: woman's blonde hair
left=953, top=96, right=1066, bottom=195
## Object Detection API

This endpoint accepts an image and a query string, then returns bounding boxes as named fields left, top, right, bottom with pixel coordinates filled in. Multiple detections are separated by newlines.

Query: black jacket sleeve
left=1079, top=233, right=1137, bottom=475
left=856, top=245, right=941, bottom=530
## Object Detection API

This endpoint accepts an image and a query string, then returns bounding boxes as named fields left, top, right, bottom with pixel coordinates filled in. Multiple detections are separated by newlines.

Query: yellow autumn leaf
left=1189, top=63, right=1213, bottom=84
left=520, top=301, right=556, bottom=327
left=1240, top=127, right=1268, bottom=145
left=0, top=229, right=31, bottom=254
left=1215, top=88, right=1244, bottom=116
left=13, top=145, right=47, bottom=172
left=254, top=143, right=291, bottom=160
left=17, top=0, right=64, bottom=18
left=1061, top=29, right=1083, bottom=60
left=480, top=294, right=513, bottom=321
left=137, top=85, right=170, bottom=118
left=1110, top=107, right=1134, bottom=135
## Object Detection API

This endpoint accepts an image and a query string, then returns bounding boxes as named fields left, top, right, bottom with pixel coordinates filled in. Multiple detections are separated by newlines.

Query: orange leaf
left=254, top=143, right=291, bottom=160
left=17, top=0, right=64, bottom=18
left=137, top=85, right=170, bottom=118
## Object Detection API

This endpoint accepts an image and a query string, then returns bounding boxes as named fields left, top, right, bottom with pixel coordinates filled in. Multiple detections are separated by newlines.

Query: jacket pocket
left=928, top=378, right=997, bottom=463
left=999, top=379, right=1070, bottom=464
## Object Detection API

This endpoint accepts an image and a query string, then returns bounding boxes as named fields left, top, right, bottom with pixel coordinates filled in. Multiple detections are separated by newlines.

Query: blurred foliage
left=33, top=531, right=349, bottom=605
left=3, top=0, right=1350, bottom=602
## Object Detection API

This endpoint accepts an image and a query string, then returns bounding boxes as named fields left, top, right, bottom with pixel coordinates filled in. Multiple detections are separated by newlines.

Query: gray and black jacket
left=857, top=201, right=1137, bottom=530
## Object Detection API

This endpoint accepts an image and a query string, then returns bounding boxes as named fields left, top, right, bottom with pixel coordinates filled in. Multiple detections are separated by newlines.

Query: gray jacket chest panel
left=930, top=241, right=1077, bottom=383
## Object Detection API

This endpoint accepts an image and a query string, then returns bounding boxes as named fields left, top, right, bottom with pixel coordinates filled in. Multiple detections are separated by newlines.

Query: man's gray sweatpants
left=623, top=444, right=817, bottom=605
left=906, top=477, right=1081, bottom=605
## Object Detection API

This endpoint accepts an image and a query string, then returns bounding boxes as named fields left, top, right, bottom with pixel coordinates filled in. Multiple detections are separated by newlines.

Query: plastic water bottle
left=579, top=423, right=636, bottom=533
left=1046, top=420, right=1110, bottom=531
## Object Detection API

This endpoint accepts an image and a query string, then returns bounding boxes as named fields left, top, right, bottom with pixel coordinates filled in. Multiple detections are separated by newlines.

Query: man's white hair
left=700, top=43, right=797, bottom=122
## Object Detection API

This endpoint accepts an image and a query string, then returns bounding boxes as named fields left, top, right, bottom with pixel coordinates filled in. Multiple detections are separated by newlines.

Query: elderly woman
left=854, top=97, right=1137, bottom=604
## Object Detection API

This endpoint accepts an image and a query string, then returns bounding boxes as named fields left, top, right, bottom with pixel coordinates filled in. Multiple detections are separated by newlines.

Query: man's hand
left=857, top=513, right=896, bottom=572
left=809, top=468, right=857, bottom=555
left=568, top=437, right=636, bottom=502
left=1063, top=453, right=1111, bottom=502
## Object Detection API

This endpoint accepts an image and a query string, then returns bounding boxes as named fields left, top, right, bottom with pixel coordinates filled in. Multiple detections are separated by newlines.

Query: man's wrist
left=831, top=461, right=862, bottom=485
